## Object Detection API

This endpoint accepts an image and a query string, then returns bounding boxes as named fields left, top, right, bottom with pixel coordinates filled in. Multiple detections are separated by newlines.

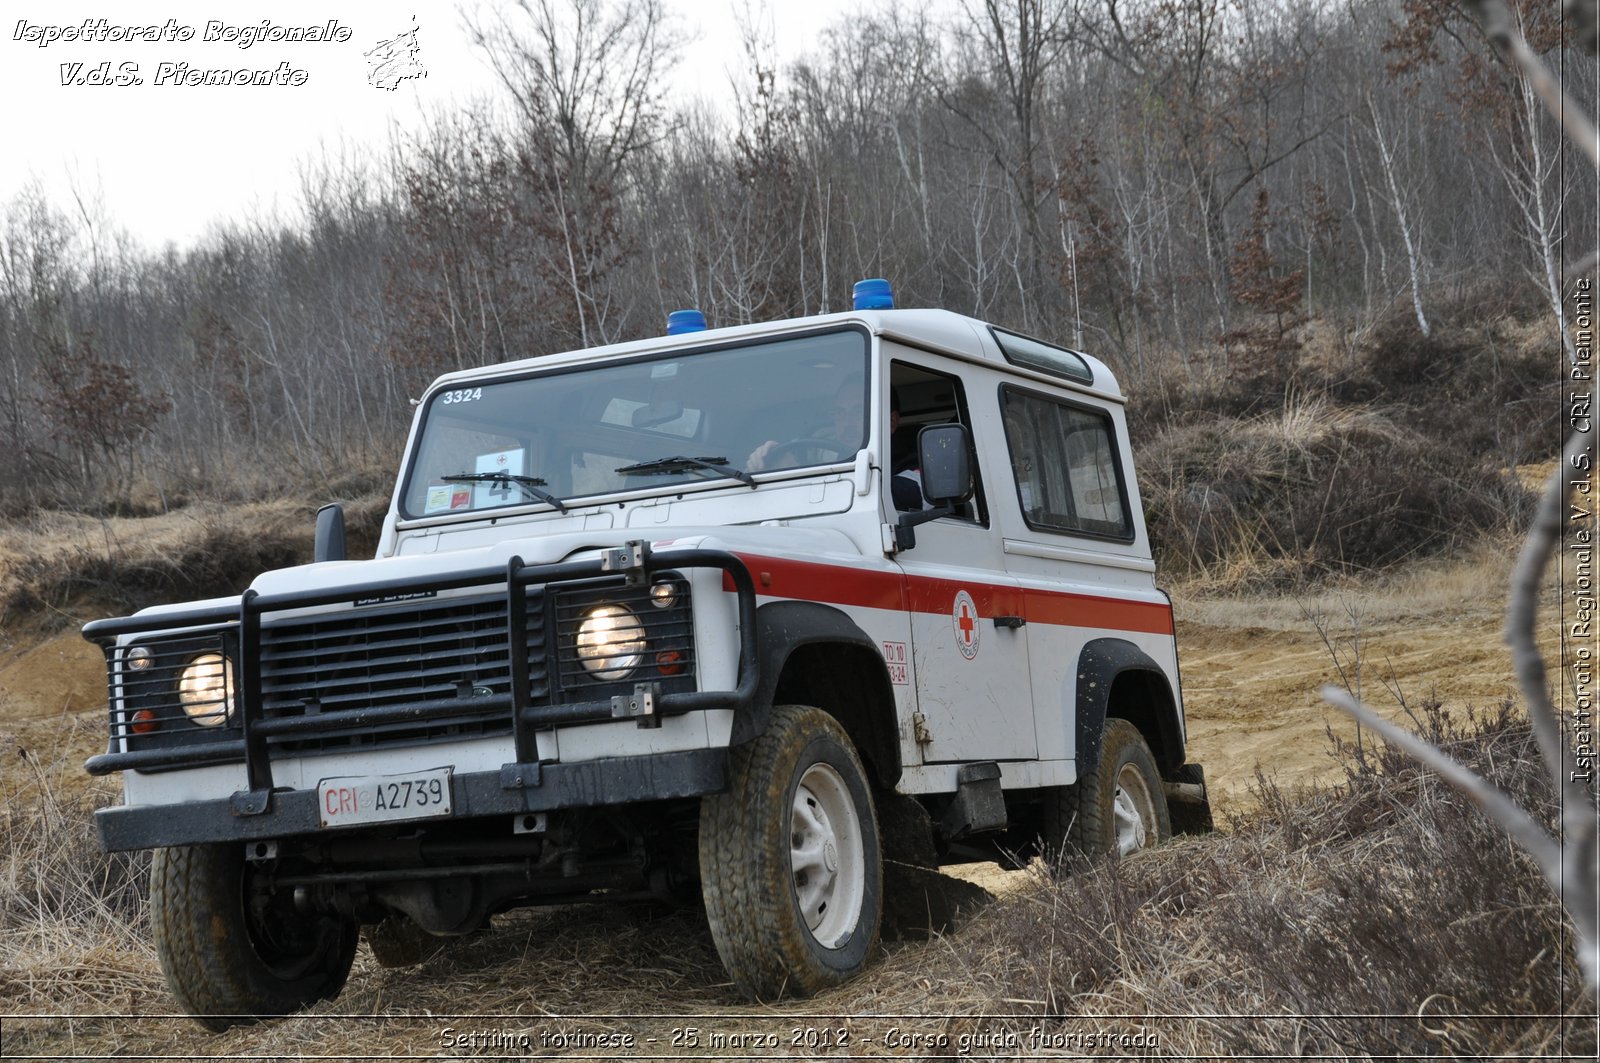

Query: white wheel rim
left=1112, top=762, right=1154, bottom=856
left=789, top=763, right=865, bottom=948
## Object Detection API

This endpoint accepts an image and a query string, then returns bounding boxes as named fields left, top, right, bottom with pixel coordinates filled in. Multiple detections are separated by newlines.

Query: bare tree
left=944, top=0, right=1079, bottom=327
left=466, top=0, right=680, bottom=345
left=1325, top=0, right=1599, bottom=987
left=1364, top=94, right=1431, bottom=338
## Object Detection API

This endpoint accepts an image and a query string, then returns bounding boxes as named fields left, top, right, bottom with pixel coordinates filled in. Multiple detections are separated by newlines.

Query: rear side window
left=1000, top=386, right=1131, bottom=540
left=991, top=328, right=1093, bottom=385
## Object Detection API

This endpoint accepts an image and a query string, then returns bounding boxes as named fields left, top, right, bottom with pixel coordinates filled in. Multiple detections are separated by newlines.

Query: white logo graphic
left=366, top=17, right=426, bottom=91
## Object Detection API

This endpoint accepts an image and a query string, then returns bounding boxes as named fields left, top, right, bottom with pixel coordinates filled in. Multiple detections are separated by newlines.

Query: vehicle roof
left=430, top=307, right=1126, bottom=404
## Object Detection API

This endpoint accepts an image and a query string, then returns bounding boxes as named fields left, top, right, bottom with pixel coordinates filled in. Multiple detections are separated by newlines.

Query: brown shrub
left=1139, top=395, right=1534, bottom=583
left=5, top=519, right=306, bottom=620
left=924, top=701, right=1592, bottom=1057
left=0, top=487, right=393, bottom=626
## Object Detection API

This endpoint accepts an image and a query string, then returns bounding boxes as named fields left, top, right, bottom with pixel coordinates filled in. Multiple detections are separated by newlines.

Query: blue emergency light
left=666, top=309, right=707, bottom=335
left=852, top=278, right=894, bottom=310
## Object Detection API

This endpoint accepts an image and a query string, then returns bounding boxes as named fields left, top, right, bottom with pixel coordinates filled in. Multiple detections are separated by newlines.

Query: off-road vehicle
left=85, top=279, right=1209, bottom=1027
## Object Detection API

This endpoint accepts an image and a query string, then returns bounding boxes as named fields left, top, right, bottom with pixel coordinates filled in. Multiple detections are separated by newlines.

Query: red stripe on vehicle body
left=724, top=553, right=1172, bottom=635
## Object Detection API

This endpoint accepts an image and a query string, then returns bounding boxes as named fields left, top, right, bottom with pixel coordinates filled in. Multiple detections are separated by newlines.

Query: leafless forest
left=0, top=0, right=1592, bottom=531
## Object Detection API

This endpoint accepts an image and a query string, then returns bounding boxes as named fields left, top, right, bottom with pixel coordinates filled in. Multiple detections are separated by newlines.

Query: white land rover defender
left=85, top=279, right=1209, bottom=1027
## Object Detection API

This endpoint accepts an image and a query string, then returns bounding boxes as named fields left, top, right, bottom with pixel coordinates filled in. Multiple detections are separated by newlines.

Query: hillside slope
left=3, top=533, right=1586, bottom=1059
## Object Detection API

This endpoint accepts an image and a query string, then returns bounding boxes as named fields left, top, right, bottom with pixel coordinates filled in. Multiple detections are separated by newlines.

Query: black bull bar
left=81, top=544, right=759, bottom=825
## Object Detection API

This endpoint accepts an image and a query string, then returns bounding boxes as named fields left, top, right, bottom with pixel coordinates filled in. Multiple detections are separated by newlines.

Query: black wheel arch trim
left=731, top=599, right=901, bottom=788
left=1076, top=637, right=1185, bottom=777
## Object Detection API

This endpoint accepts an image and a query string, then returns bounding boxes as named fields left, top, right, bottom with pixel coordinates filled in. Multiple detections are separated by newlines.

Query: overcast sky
left=2, top=0, right=916, bottom=251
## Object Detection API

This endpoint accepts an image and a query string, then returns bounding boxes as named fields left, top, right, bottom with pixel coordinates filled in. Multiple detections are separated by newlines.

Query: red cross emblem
left=952, top=590, right=980, bottom=660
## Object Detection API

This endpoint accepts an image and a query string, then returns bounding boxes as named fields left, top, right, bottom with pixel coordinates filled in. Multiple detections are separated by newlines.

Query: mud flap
left=1163, top=762, right=1214, bottom=835
left=938, top=762, right=1007, bottom=840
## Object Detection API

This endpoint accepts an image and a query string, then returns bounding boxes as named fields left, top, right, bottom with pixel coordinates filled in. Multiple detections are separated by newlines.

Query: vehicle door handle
left=993, top=615, right=1026, bottom=629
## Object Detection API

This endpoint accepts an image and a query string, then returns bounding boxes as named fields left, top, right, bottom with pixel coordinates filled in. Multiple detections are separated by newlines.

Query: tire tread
left=699, top=705, right=881, bottom=999
left=1044, top=718, right=1170, bottom=858
left=150, top=844, right=355, bottom=1030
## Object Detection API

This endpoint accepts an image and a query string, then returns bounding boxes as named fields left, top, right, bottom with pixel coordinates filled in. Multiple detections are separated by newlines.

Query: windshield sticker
left=473, top=448, right=525, bottom=507
left=424, top=484, right=472, bottom=514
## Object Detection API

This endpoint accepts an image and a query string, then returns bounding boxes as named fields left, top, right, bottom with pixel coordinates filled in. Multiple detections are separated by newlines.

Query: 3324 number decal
left=439, top=387, right=483, bottom=405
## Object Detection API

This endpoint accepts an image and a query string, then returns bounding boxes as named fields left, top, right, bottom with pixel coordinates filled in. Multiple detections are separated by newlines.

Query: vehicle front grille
left=257, top=590, right=547, bottom=753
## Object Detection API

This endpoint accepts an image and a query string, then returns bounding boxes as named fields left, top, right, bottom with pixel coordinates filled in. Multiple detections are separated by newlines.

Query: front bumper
left=93, top=747, right=728, bottom=852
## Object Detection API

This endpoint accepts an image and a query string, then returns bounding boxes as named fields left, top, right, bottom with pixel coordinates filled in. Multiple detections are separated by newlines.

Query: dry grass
left=1173, top=537, right=1520, bottom=630
left=1129, top=314, right=1558, bottom=592
left=1139, top=395, right=1533, bottom=589
left=4, top=695, right=1593, bottom=1060
left=865, top=701, right=1594, bottom=1058
left=0, top=492, right=391, bottom=634
left=0, top=727, right=158, bottom=1019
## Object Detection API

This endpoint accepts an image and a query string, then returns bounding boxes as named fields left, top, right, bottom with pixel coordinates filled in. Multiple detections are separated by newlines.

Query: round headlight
left=574, top=605, right=646, bottom=680
left=648, top=580, right=682, bottom=609
left=177, top=653, right=233, bottom=726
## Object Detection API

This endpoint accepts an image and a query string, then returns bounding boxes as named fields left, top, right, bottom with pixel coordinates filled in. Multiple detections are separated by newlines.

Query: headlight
left=574, top=605, right=646, bottom=680
left=649, top=579, right=683, bottom=609
left=177, top=653, right=233, bottom=726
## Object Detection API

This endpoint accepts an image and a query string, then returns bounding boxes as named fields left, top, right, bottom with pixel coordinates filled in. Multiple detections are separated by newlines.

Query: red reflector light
left=130, top=709, right=157, bottom=735
left=655, top=650, right=684, bottom=676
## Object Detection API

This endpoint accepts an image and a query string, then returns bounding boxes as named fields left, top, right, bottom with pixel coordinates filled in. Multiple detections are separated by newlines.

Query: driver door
left=886, top=351, right=1037, bottom=764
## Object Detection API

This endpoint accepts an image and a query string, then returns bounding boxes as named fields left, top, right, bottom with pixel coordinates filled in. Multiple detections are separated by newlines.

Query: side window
left=1000, top=386, right=1131, bottom=540
left=889, top=360, right=986, bottom=524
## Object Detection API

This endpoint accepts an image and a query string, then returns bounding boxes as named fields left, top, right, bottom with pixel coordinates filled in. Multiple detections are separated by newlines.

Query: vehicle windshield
left=399, top=328, right=869, bottom=519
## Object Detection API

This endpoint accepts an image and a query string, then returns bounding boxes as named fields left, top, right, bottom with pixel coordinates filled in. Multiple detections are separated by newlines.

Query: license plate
left=317, top=767, right=453, bottom=828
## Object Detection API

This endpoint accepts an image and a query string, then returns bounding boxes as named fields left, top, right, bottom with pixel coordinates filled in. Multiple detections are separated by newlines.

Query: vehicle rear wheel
left=150, top=843, right=357, bottom=1030
left=1045, top=717, right=1170, bottom=860
left=698, top=705, right=882, bottom=999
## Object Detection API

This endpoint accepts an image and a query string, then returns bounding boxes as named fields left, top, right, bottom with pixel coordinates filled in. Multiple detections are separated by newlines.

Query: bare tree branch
left=1461, top=0, right=1599, bottom=166
left=1320, top=685, right=1565, bottom=874
left=1326, top=0, right=1600, bottom=987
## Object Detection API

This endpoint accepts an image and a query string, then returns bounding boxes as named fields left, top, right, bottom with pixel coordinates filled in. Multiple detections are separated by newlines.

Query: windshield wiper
left=440, top=472, right=568, bottom=512
left=615, top=455, right=756, bottom=488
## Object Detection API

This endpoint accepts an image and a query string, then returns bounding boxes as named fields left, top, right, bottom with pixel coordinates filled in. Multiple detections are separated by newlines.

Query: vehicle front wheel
left=1045, top=717, right=1171, bottom=860
left=698, top=705, right=882, bottom=999
left=150, top=843, right=357, bottom=1030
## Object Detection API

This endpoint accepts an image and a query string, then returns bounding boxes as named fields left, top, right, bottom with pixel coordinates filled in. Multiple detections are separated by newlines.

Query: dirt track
left=1177, top=585, right=1526, bottom=814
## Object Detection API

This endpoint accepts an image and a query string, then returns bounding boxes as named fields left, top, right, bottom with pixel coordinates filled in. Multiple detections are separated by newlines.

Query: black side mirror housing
left=892, top=423, right=975, bottom=552
left=314, top=503, right=347, bottom=563
left=917, top=423, right=974, bottom=504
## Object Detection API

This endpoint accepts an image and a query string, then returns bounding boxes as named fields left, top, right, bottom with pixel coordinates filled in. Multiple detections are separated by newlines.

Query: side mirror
left=892, top=424, right=974, bottom=552
left=314, top=503, right=347, bottom=563
left=917, top=424, right=973, bottom=504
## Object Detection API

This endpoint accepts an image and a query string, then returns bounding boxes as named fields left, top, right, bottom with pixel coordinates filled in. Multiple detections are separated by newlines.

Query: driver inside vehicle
left=746, top=377, right=867, bottom=471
